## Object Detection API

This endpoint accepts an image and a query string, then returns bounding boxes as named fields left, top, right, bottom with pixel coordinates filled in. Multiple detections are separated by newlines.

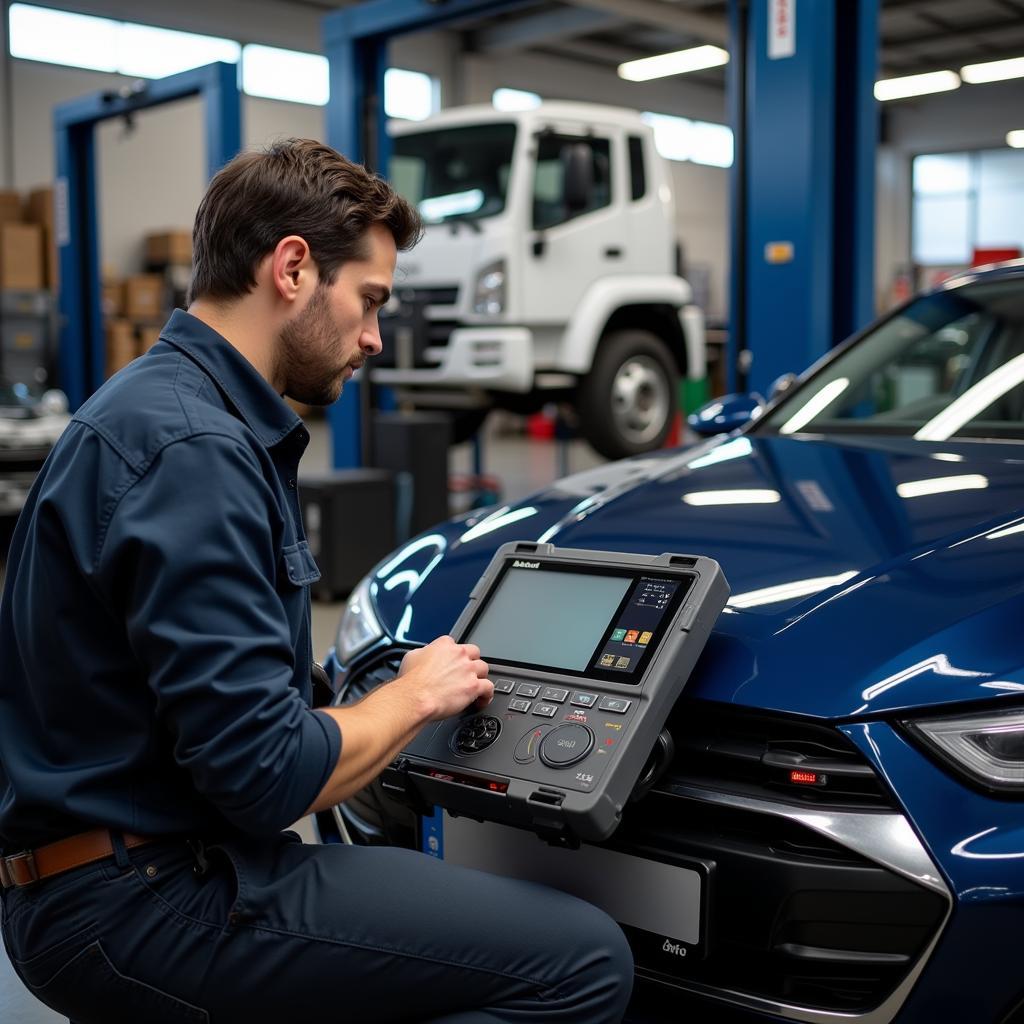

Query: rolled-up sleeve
left=98, top=432, right=340, bottom=834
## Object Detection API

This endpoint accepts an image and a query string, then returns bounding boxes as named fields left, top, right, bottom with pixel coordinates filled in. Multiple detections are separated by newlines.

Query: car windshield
left=758, top=278, right=1024, bottom=441
left=389, top=123, right=516, bottom=224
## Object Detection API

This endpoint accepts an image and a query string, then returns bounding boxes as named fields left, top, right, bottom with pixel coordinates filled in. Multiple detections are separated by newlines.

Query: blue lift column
left=322, top=0, right=533, bottom=469
left=727, top=0, right=878, bottom=396
left=54, top=62, right=241, bottom=410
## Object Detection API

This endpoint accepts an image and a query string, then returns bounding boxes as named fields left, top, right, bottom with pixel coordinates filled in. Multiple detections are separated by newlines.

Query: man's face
left=276, top=224, right=396, bottom=406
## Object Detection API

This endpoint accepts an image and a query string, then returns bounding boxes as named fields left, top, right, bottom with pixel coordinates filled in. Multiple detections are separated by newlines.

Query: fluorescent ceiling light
left=778, top=377, right=850, bottom=434
left=728, top=571, right=858, bottom=610
left=9, top=4, right=118, bottom=72
left=242, top=44, right=329, bottom=106
left=915, top=352, right=1024, bottom=440
left=874, top=70, right=960, bottom=101
left=493, top=87, right=541, bottom=111
left=682, top=489, right=780, bottom=506
left=641, top=111, right=733, bottom=168
left=962, top=56, right=1024, bottom=84
left=896, top=474, right=988, bottom=499
left=1008, top=131, right=1024, bottom=149
left=385, top=67, right=436, bottom=121
left=619, top=44, right=728, bottom=83
left=117, top=23, right=239, bottom=80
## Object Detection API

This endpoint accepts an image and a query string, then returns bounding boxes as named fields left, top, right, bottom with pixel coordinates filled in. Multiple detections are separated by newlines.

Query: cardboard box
left=0, top=224, right=44, bottom=290
left=145, top=230, right=191, bottom=267
left=137, top=325, right=162, bottom=353
left=0, top=191, right=23, bottom=226
left=105, top=318, right=137, bottom=376
left=122, top=274, right=164, bottom=319
left=25, top=188, right=58, bottom=290
left=102, top=279, right=122, bottom=318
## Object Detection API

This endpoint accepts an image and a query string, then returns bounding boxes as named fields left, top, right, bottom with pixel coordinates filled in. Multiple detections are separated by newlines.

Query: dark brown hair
left=189, top=138, right=422, bottom=302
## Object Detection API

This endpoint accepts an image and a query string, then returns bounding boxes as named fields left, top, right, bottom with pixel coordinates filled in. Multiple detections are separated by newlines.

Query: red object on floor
left=527, top=412, right=556, bottom=439
left=664, top=411, right=682, bottom=448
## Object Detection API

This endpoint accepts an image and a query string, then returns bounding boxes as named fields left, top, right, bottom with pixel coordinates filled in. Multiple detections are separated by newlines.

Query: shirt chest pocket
left=278, top=541, right=321, bottom=590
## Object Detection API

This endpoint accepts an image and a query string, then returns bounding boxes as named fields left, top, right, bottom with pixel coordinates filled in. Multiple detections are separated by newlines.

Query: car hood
left=370, top=433, right=1024, bottom=720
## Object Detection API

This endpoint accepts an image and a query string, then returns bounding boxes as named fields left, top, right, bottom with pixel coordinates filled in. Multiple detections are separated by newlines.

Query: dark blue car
left=326, top=261, right=1024, bottom=1024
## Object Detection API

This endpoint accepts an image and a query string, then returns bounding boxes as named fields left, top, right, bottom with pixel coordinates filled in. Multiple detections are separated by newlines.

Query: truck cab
left=378, top=101, right=706, bottom=459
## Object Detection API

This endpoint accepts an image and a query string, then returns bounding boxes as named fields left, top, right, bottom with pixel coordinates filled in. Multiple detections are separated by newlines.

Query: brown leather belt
left=0, top=829, right=156, bottom=889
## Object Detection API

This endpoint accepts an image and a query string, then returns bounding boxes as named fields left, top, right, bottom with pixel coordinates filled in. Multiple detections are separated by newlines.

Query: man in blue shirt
left=0, top=139, right=632, bottom=1022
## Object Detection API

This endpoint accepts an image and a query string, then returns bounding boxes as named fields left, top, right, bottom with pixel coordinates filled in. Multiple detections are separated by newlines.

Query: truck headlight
left=905, top=707, right=1024, bottom=791
left=473, top=260, right=506, bottom=315
left=335, top=574, right=385, bottom=665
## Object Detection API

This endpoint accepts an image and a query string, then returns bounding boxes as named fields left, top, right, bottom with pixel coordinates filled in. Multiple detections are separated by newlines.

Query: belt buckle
left=5, top=851, right=39, bottom=887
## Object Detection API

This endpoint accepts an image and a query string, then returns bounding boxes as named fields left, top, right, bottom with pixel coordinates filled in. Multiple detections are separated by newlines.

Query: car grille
left=664, top=701, right=895, bottom=810
left=337, top=652, right=945, bottom=1017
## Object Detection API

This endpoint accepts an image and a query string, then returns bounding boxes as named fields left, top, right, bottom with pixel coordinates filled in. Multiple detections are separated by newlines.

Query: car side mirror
left=687, top=393, right=764, bottom=437
left=768, top=372, right=798, bottom=401
left=562, top=143, right=594, bottom=213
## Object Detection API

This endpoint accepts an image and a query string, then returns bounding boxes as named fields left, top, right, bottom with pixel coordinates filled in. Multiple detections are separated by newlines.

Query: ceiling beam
left=473, top=5, right=621, bottom=53
left=562, top=0, right=728, bottom=46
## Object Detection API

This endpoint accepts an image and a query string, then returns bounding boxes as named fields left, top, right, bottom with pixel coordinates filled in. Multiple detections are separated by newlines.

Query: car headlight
left=335, top=574, right=385, bottom=665
left=473, top=260, right=506, bottom=315
left=905, top=707, right=1024, bottom=791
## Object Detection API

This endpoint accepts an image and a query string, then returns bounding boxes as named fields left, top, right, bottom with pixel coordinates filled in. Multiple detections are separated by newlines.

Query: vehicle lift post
left=727, top=0, right=878, bottom=396
left=53, top=62, right=242, bottom=410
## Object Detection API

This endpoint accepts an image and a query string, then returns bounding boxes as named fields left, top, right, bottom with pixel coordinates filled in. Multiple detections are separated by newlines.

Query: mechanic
left=0, top=139, right=633, bottom=1022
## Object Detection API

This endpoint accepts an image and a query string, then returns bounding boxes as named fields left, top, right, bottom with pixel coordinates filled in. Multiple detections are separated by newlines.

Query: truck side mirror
left=562, top=143, right=594, bottom=213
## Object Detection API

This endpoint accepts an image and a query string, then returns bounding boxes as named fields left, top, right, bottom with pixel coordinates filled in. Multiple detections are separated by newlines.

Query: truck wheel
left=578, top=330, right=678, bottom=460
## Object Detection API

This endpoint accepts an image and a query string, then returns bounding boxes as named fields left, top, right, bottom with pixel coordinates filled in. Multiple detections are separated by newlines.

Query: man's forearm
left=305, top=680, right=431, bottom=813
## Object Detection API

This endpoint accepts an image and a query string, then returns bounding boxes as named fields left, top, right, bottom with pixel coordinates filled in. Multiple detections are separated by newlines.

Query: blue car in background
left=326, top=261, right=1024, bottom=1024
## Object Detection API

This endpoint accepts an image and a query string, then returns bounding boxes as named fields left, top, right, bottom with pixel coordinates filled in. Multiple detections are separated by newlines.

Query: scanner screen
left=465, top=568, right=631, bottom=672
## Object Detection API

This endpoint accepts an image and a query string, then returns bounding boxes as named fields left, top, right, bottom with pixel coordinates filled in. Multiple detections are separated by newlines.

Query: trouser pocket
left=15, top=937, right=208, bottom=1024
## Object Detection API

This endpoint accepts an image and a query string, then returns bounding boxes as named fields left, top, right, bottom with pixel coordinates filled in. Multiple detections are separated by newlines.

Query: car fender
left=557, top=275, right=695, bottom=374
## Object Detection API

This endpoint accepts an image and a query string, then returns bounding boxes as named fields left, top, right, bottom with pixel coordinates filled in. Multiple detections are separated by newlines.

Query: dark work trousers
left=0, top=830, right=634, bottom=1023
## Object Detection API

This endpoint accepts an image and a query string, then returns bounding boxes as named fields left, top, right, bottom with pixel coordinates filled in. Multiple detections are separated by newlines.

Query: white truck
left=377, top=101, right=708, bottom=460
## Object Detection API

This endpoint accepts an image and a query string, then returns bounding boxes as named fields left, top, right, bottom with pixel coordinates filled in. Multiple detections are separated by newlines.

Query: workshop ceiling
left=299, top=0, right=1024, bottom=89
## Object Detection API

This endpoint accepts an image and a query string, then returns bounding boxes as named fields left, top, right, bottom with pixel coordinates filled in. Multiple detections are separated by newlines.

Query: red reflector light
left=789, top=770, right=822, bottom=786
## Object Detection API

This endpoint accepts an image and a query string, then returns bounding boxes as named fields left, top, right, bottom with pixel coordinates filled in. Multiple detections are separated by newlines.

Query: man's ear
left=271, top=235, right=313, bottom=302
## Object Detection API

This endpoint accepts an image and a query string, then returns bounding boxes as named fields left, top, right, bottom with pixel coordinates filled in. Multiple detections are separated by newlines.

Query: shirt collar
left=160, top=308, right=302, bottom=449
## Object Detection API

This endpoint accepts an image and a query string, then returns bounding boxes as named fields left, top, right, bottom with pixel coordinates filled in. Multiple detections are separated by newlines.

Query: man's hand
left=396, top=636, right=494, bottom=720
left=306, top=634, right=493, bottom=812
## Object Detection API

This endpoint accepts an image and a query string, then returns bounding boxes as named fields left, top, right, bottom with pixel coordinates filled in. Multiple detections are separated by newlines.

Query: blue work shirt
left=0, top=309, right=341, bottom=850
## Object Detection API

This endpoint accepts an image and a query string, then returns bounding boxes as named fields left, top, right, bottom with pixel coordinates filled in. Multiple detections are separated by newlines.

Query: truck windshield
left=757, top=279, right=1024, bottom=441
left=389, top=123, right=517, bottom=223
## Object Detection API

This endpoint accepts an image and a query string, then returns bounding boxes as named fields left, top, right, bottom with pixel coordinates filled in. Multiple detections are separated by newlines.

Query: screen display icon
left=599, top=654, right=615, bottom=667
left=624, top=629, right=640, bottom=644
left=638, top=631, right=653, bottom=645
left=611, top=628, right=627, bottom=642
left=615, top=656, right=631, bottom=669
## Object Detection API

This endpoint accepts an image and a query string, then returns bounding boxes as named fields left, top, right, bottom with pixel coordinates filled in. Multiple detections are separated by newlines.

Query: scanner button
left=451, top=715, right=501, bottom=755
left=508, top=698, right=532, bottom=713
left=532, top=703, right=559, bottom=718
left=539, top=724, right=594, bottom=768
left=516, top=683, right=540, bottom=698
left=493, top=679, right=515, bottom=694
left=598, top=697, right=631, bottom=714
left=541, top=687, right=569, bottom=703
left=514, top=726, right=546, bottom=765
left=570, top=692, right=598, bottom=708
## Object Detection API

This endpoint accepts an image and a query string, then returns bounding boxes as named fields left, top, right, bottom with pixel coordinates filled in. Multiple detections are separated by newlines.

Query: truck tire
left=578, top=329, right=678, bottom=460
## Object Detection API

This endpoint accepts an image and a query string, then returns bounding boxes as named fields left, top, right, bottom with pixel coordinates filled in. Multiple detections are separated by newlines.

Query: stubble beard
left=276, top=284, right=355, bottom=406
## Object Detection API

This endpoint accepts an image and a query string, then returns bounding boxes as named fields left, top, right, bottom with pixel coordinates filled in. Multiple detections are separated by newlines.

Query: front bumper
left=372, top=325, right=535, bottom=393
left=330, top=653, right=973, bottom=1024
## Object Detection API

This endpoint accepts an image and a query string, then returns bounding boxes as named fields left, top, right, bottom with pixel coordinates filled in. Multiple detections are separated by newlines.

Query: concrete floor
left=1, top=418, right=608, bottom=1021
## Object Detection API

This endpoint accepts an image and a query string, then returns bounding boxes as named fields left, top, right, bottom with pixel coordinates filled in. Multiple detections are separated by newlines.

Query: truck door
left=520, top=130, right=628, bottom=325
